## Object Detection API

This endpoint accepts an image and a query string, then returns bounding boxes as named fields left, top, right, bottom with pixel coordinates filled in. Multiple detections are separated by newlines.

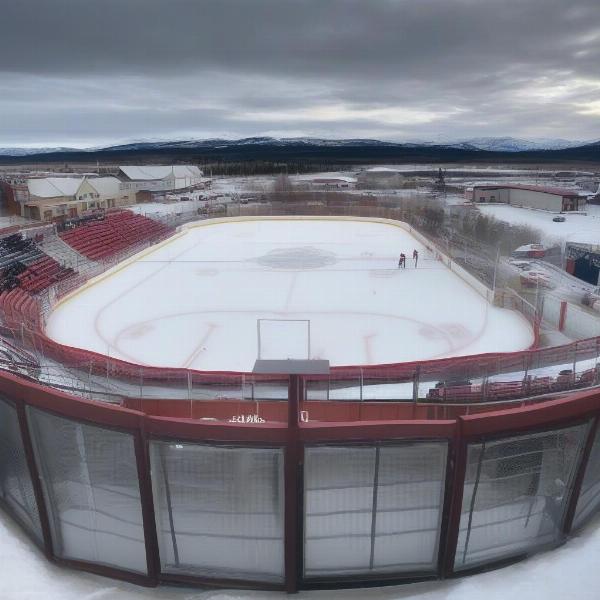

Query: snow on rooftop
left=290, top=171, right=357, bottom=182
left=86, top=176, right=121, bottom=197
left=515, top=243, right=547, bottom=252
left=311, top=176, right=357, bottom=183
left=366, top=166, right=401, bottom=172
left=119, top=165, right=202, bottom=181
left=27, top=177, right=81, bottom=198
left=473, top=183, right=584, bottom=197
left=27, top=176, right=123, bottom=199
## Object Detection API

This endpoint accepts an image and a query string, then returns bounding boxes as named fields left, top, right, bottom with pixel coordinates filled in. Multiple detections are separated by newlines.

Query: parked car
left=553, top=215, right=566, bottom=222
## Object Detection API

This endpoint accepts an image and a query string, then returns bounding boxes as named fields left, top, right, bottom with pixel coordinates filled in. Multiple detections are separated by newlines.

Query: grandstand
left=59, top=210, right=172, bottom=260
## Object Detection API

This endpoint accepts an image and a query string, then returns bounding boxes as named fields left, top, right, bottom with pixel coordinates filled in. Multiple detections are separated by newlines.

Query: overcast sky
left=1, top=0, right=600, bottom=147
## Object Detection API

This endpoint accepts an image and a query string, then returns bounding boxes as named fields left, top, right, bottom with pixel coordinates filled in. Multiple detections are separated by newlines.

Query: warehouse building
left=22, top=176, right=135, bottom=221
left=118, top=165, right=205, bottom=201
left=469, top=184, right=586, bottom=212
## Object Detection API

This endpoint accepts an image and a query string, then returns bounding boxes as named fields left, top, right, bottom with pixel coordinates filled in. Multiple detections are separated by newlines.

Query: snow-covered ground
left=129, top=197, right=207, bottom=217
left=0, top=214, right=38, bottom=228
left=478, top=204, right=600, bottom=246
left=2, top=507, right=600, bottom=600
left=45, top=218, right=533, bottom=371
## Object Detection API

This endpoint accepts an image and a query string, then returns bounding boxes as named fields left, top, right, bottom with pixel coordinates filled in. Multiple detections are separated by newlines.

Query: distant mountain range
left=0, top=136, right=599, bottom=164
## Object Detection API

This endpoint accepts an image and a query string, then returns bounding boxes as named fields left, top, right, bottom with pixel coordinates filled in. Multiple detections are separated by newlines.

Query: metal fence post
left=134, top=422, right=161, bottom=585
left=439, top=419, right=467, bottom=578
left=15, top=400, right=54, bottom=560
left=284, top=374, right=302, bottom=593
left=562, top=415, right=599, bottom=535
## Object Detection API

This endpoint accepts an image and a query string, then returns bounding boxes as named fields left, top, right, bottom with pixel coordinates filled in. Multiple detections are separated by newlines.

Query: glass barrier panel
left=190, top=373, right=244, bottom=401
left=304, top=442, right=448, bottom=579
left=454, top=422, right=590, bottom=572
left=361, top=369, right=415, bottom=402
left=0, top=397, right=43, bottom=544
left=437, top=378, right=486, bottom=404
left=573, top=425, right=600, bottom=531
left=304, top=376, right=329, bottom=402
left=27, top=407, right=147, bottom=574
left=573, top=340, right=600, bottom=390
left=372, top=442, right=447, bottom=574
left=326, top=377, right=363, bottom=402
left=304, top=445, right=376, bottom=577
left=138, top=369, right=189, bottom=400
left=484, top=371, right=527, bottom=403
left=150, top=441, right=285, bottom=583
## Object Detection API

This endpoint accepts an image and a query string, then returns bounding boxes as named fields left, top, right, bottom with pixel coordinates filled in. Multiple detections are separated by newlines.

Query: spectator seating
left=60, top=210, right=173, bottom=261
left=17, top=256, right=74, bottom=294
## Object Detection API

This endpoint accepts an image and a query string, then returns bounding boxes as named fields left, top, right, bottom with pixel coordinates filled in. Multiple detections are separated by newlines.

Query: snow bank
left=1, top=507, right=600, bottom=599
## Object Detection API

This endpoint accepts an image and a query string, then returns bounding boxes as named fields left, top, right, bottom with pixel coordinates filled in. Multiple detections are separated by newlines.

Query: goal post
left=257, top=319, right=311, bottom=361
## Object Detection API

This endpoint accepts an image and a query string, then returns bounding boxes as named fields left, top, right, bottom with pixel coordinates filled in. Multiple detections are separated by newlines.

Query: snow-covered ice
left=45, top=218, right=533, bottom=371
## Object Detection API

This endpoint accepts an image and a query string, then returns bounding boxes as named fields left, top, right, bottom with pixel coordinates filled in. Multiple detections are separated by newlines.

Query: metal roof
left=27, top=177, right=82, bottom=198
left=118, top=165, right=202, bottom=181
left=472, top=184, right=583, bottom=197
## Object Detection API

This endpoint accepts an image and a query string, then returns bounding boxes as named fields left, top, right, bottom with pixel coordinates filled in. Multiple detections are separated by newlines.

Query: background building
left=469, top=184, right=586, bottom=212
left=23, top=176, right=135, bottom=221
left=118, top=165, right=205, bottom=201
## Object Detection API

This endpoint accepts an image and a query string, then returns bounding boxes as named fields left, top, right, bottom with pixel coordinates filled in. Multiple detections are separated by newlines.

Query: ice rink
left=45, top=218, right=534, bottom=371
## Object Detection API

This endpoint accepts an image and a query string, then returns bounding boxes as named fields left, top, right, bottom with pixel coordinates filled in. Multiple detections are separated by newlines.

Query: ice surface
left=45, top=219, right=533, bottom=371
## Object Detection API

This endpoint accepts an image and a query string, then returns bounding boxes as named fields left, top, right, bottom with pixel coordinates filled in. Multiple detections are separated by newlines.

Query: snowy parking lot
left=478, top=204, right=600, bottom=246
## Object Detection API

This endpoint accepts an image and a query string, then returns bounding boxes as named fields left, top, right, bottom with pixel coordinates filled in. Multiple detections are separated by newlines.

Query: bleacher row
left=0, top=234, right=44, bottom=279
left=0, top=288, right=41, bottom=332
left=426, top=369, right=598, bottom=403
left=0, top=211, right=175, bottom=344
left=18, top=256, right=74, bottom=294
left=60, top=210, right=173, bottom=261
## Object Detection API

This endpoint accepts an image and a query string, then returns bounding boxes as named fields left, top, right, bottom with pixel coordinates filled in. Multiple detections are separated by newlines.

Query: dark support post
left=440, top=420, right=468, bottom=577
left=562, top=416, right=599, bottom=535
left=134, top=425, right=161, bottom=585
left=15, top=400, right=54, bottom=559
left=284, top=374, right=302, bottom=593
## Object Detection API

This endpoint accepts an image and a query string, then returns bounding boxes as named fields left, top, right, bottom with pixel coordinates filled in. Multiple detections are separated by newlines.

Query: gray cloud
left=1, top=0, right=600, bottom=146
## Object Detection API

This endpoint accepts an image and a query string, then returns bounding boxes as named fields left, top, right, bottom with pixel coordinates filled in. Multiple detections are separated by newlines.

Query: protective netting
left=0, top=397, right=43, bottom=543
left=303, top=442, right=448, bottom=578
left=27, top=407, right=147, bottom=574
left=150, top=441, right=285, bottom=582
left=454, top=423, right=589, bottom=571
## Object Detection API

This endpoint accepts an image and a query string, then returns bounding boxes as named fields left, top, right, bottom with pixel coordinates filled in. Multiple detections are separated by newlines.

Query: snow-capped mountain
left=446, top=137, right=584, bottom=152
left=0, top=146, right=77, bottom=156
left=0, top=136, right=597, bottom=158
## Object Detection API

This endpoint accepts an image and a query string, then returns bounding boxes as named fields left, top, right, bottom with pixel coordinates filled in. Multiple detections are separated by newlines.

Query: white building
left=23, top=176, right=135, bottom=221
left=118, top=165, right=205, bottom=200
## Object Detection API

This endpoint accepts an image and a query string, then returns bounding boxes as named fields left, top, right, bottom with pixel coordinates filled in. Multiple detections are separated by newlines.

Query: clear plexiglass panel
left=27, top=407, right=147, bottom=574
left=150, top=441, right=284, bottom=582
left=454, top=422, right=589, bottom=571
